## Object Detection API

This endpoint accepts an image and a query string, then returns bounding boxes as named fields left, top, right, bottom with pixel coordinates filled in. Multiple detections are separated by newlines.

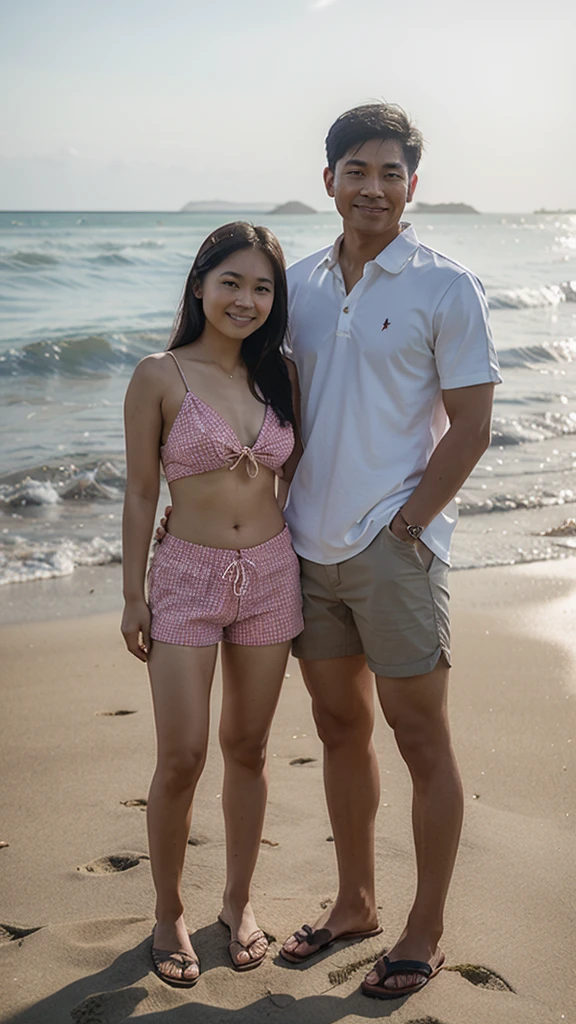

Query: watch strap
left=398, top=510, right=424, bottom=540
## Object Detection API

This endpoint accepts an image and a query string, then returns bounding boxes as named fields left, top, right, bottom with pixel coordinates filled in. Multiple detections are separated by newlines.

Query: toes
left=364, top=969, right=378, bottom=985
left=235, top=949, right=250, bottom=964
left=250, top=938, right=268, bottom=959
left=383, top=973, right=419, bottom=990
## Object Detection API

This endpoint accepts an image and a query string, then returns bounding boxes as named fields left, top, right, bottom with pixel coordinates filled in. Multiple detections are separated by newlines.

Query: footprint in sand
left=77, top=853, right=149, bottom=874
left=120, top=799, right=147, bottom=810
left=71, top=986, right=147, bottom=1024
left=289, top=757, right=317, bottom=766
left=95, top=709, right=138, bottom=717
left=0, top=923, right=43, bottom=945
left=328, top=953, right=515, bottom=996
left=328, top=949, right=387, bottom=986
left=187, top=834, right=210, bottom=846
left=447, top=963, right=515, bottom=992
left=405, top=1018, right=447, bottom=1024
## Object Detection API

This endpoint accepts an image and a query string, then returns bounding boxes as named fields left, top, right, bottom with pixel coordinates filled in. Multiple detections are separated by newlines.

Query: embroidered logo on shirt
left=381, top=319, right=391, bottom=330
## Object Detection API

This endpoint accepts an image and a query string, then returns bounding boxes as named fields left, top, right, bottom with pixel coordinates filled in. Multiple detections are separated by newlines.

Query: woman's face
left=196, top=248, right=275, bottom=341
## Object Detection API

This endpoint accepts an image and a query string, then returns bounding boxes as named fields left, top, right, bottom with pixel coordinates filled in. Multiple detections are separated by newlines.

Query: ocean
left=1, top=209, right=576, bottom=588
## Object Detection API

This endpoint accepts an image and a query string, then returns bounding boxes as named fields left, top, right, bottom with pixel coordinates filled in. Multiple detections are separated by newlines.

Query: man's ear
left=323, top=166, right=335, bottom=198
left=406, top=173, right=418, bottom=203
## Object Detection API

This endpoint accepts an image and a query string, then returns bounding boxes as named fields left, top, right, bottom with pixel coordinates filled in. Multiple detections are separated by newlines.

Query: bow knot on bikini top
left=161, top=351, right=294, bottom=483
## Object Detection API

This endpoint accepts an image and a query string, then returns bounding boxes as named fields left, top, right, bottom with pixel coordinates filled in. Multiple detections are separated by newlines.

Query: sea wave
left=0, top=330, right=164, bottom=377
left=498, top=338, right=576, bottom=369
left=492, top=410, right=576, bottom=445
left=488, top=280, right=576, bottom=309
left=0, top=534, right=122, bottom=586
left=459, top=488, right=575, bottom=515
left=0, top=249, right=60, bottom=269
left=87, top=252, right=135, bottom=266
left=0, top=460, right=126, bottom=507
left=99, top=239, right=165, bottom=252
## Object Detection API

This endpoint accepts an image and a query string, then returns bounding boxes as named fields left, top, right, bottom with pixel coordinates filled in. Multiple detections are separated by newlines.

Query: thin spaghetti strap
left=167, top=350, right=190, bottom=392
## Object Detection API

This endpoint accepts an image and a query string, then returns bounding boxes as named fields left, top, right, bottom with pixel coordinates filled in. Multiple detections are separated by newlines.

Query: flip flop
left=361, top=951, right=445, bottom=999
left=280, top=922, right=383, bottom=963
left=218, top=915, right=269, bottom=972
left=150, top=928, right=200, bottom=988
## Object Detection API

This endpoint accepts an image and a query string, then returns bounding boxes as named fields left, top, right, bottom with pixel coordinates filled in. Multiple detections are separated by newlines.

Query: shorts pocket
left=385, top=525, right=433, bottom=574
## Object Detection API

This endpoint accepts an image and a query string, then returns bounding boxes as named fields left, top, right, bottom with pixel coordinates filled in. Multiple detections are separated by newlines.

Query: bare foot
left=282, top=902, right=379, bottom=960
left=364, top=929, right=444, bottom=994
left=219, top=901, right=268, bottom=967
left=152, top=915, right=199, bottom=984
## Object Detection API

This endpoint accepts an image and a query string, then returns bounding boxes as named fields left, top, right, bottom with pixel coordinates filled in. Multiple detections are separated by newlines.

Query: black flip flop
left=150, top=928, right=200, bottom=988
left=218, top=915, right=269, bottom=972
left=361, top=952, right=445, bottom=999
left=280, top=923, right=383, bottom=963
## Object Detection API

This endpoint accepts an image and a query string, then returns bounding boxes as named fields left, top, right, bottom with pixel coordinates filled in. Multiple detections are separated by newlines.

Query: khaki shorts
left=293, top=524, right=451, bottom=678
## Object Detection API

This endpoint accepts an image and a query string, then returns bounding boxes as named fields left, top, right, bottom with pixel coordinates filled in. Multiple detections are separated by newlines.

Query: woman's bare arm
left=121, top=357, right=163, bottom=660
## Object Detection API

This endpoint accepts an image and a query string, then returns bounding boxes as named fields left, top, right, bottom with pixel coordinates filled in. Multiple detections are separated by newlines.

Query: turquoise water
left=1, top=210, right=576, bottom=585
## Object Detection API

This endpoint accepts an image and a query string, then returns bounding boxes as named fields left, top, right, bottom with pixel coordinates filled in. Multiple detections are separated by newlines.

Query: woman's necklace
left=213, top=361, right=241, bottom=380
left=193, top=357, right=241, bottom=380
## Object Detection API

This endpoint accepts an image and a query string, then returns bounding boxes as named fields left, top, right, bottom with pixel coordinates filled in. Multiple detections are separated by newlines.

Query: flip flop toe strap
left=372, top=955, right=432, bottom=985
left=230, top=929, right=268, bottom=959
left=153, top=949, right=199, bottom=979
left=294, top=924, right=332, bottom=947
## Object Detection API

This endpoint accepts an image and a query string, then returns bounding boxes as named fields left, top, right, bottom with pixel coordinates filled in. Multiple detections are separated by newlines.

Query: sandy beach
left=1, top=562, right=574, bottom=1024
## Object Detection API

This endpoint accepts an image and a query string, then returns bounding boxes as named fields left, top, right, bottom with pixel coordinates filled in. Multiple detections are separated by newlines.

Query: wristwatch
left=397, top=510, right=424, bottom=541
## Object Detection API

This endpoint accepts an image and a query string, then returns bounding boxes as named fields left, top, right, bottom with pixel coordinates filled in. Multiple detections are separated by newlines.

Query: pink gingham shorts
left=148, top=526, right=304, bottom=647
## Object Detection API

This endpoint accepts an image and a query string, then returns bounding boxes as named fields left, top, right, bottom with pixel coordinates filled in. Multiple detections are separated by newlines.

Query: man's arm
left=277, top=357, right=303, bottom=510
left=390, top=382, right=495, bottom=542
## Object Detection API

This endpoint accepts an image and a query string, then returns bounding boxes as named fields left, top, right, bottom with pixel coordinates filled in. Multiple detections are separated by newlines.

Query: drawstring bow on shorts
left=221, top=555, right=256, bottom=596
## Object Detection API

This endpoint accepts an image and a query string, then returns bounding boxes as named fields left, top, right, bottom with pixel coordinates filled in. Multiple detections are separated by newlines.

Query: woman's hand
left=121, top=599, right=151, bottom=662
left=154, top=504, right=172, bottom=542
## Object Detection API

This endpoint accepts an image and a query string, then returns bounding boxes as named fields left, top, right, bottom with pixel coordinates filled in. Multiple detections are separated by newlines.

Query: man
left=277, top=103, right=500, bottom=999
left=159, top=102, right=501, bottom=999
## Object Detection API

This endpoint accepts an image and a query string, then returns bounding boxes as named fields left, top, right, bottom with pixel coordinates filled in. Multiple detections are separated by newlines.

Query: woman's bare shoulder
left=130, top=351, right=175, bottom=389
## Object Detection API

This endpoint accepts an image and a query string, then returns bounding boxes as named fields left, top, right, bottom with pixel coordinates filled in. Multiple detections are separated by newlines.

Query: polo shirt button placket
left=337, top=304, right=351, bottom=338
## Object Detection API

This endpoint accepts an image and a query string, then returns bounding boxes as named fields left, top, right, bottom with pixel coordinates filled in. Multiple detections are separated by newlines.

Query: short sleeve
left=433, top=272, right=502, bottom=390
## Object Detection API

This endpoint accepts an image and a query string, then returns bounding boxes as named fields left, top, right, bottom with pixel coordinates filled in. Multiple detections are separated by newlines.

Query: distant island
left=179, top=199, right=317, bottom=215
left=269, top=201, right=316, bottom=215
left=534, top=207, right=576, bottom=215
left=412, top=202, right=478, bottom=214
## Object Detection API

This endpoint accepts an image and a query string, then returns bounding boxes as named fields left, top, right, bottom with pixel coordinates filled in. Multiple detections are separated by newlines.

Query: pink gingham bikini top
left=161, top=351, right=294, bottom=483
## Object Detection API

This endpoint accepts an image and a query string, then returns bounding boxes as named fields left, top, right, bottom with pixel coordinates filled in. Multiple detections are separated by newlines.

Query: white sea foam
left=0, top=535, right=122, bottom=586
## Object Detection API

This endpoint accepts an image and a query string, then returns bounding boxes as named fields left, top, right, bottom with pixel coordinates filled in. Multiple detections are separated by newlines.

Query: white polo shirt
left=283, top=223, right=502, bottom=566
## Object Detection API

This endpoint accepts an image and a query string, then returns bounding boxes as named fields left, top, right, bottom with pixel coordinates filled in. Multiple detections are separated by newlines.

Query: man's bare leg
left=282, top=654, right=380, bottom=957
left=364, top=656, right=462, bottom=992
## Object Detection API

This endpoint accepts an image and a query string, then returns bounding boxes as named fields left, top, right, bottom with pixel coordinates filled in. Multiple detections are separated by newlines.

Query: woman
left=121, top=222, right=303, bottom=987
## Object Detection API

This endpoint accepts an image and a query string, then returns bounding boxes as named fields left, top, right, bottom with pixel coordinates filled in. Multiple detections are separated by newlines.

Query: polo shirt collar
left=324, top=222, right=419, bottom=275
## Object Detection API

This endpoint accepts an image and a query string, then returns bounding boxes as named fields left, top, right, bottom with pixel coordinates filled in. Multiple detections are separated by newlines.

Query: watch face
left=406, top=524, right=424, bottom=540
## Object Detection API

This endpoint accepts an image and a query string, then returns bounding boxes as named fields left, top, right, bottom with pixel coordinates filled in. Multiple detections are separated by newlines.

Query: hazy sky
left=1, top=0, right=574, bottom=211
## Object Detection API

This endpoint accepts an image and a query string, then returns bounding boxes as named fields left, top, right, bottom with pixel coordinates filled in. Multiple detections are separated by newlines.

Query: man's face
left=324, top=138, right=417, bottom=237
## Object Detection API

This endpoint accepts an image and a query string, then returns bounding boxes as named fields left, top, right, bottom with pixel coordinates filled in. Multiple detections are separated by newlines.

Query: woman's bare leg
left=218, top=641, right=289, bottom=965
left=147, top=640, right=218, bottom=981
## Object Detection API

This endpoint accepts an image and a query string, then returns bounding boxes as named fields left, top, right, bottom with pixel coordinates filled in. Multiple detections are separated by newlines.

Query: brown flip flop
left=150, top=928, right=200, bottom=988
left=361, top=951, right=445, bottom=999
left=280, top=922, right=383, bottom=963
left=218, top=915, right=269, bottom=972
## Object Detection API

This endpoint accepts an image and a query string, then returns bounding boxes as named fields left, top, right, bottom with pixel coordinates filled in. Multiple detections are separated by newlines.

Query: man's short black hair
left=325, top=102, right=424, bottom=178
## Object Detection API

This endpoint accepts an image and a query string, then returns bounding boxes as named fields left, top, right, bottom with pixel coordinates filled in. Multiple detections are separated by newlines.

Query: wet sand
left=0, top=562, right=574, bottom=1023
